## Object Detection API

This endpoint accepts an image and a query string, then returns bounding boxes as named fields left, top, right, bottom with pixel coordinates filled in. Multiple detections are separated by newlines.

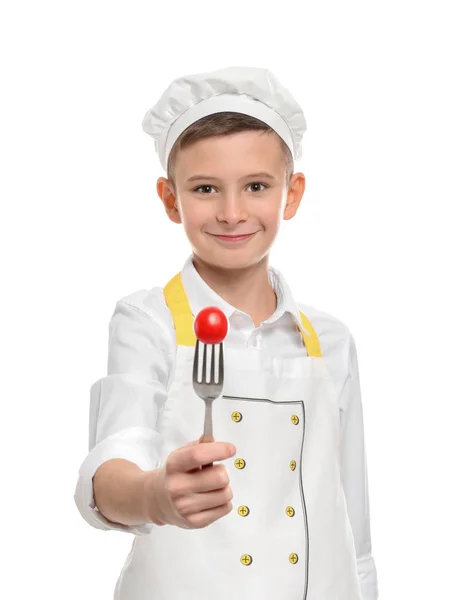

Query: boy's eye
left=194, top=185, right=215, bottom=194
left=193, top=182, right=268, bottom=194
left=248, top=182, right=267, bottom=192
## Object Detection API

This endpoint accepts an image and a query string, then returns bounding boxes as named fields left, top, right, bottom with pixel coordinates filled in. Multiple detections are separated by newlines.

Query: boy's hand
left=144, top=436, right=237, bottom=529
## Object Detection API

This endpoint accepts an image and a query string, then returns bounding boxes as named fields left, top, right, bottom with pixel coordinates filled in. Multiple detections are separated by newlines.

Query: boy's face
left=157, top=130, right=305, bottom=270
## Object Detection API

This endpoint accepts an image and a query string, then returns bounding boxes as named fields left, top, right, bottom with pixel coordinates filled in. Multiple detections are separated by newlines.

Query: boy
left=74, top=66, right=379, bottom=599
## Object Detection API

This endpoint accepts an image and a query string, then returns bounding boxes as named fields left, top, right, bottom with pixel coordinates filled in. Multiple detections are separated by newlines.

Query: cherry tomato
left=193, top=306, right=228, bottom=344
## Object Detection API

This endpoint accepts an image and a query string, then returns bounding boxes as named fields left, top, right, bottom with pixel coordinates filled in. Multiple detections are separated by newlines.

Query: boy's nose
left=216, top=194, right=249, bottom=224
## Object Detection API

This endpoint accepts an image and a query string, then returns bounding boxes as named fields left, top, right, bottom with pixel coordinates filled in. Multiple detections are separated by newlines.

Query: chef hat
left=142, top=65, right=307, bottom=173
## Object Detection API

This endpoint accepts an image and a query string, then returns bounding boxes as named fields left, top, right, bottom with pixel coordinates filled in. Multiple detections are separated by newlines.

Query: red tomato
left=193, top=306, right=228, bottom=344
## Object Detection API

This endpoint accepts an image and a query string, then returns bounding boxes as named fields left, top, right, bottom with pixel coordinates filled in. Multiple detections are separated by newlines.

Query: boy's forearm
left=92, top=458, right=153, bottom=527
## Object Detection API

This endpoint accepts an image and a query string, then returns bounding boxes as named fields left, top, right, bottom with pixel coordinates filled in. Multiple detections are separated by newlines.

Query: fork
left=192, top=340, right=224, bottom=469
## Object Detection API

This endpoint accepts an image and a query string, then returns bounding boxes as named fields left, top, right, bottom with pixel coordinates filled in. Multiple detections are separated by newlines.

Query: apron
left=114, top=273, right=363, bottom=600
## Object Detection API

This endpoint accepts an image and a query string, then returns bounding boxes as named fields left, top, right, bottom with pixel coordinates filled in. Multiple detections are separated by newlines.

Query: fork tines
left=193, top=340, right=224, bottom=386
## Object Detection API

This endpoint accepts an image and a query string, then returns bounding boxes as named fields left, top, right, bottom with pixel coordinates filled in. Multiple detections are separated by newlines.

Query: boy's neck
left=192, top=254, right=277, bottom=328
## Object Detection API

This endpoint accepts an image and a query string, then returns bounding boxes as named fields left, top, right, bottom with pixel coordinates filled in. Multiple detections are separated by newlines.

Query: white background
left=1, top=1, right=472, bottom=598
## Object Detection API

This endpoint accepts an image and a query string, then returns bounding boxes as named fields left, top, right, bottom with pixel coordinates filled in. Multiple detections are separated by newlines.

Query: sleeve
left=73, top=300, right=174, bottom=535
left=339, top=332, right=379, bottom=600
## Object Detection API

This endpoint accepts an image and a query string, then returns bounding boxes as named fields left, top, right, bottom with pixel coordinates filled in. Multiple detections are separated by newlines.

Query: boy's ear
left=283, top=172, right=306, bottom=220
left=157, top=178, right=182, bottom=224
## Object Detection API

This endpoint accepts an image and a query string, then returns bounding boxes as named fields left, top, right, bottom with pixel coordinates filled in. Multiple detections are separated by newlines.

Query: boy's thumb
left=186, top=434, right=214, bottom=446
left=186, top=436, right=203, bottom=446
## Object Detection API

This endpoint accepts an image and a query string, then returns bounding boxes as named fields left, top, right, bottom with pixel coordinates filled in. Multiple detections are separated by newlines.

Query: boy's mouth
left=208, top=232, right=258, bottom=243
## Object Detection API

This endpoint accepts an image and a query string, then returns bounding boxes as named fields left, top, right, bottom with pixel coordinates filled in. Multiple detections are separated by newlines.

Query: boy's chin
left=195, top=248, right=269, bottom=271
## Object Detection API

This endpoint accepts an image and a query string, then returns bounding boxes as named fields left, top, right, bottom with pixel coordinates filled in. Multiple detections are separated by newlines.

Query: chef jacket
left=74, top=254, right=379, bottom=599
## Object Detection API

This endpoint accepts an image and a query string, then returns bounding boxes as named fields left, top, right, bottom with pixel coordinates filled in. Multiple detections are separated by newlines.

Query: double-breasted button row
left=240, top=553, right=299, bottom=566
left=232, top=411, right=300, bottom=567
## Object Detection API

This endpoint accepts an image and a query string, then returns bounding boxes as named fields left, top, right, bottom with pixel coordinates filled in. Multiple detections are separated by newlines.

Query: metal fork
left=192, top=340, right=224, bottom=468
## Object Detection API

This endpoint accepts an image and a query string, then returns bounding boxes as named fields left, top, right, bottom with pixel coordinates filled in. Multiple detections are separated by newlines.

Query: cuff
left=357, top=554, right=379, bottom=600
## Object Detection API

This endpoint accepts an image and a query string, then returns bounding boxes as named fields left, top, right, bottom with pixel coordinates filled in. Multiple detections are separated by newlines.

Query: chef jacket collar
left=180, top=254, right=310, bottom=337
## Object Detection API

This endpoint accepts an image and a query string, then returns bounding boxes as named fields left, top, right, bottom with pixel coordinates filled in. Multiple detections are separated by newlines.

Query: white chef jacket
left=74, top=254, right=379, bottom=599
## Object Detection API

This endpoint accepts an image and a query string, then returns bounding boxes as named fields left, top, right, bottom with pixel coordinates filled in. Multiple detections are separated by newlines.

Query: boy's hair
left=167, top=112, right=294, bottom=190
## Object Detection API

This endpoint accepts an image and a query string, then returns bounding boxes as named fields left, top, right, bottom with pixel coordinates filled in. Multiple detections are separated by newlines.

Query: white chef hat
left=142, top=65, right=307, bottom=173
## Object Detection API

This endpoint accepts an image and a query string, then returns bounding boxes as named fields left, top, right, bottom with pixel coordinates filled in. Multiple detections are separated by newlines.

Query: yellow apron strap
left=163, top=273, right=196, bottom=346
left=298, top=310, right=322, bottom=357
left=163, top=272, right=322, bottom=357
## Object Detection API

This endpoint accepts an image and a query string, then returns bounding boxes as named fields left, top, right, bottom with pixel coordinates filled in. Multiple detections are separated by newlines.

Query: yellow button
left=291, top=415, right=299, bottom=425
left=232, top=411, right=242, bottom=422
left=289, top=553, right=299, bottom=564
left=286, top=506, right=295, bottom=517
left=235, top=458, right=246, bottom=469
left=290, top=460, right=297, bottom=471
left=238, top=505, right=250, bottom=517
left=240, top=554, right=253, bottom=566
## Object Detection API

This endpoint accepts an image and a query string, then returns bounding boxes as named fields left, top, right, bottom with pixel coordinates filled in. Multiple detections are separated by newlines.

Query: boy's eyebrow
left=186, top=172, right=277, bottom=183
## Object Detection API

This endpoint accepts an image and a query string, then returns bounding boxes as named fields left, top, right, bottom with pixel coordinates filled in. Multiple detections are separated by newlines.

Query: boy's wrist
left=141, top=467, right=166, bottom=526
